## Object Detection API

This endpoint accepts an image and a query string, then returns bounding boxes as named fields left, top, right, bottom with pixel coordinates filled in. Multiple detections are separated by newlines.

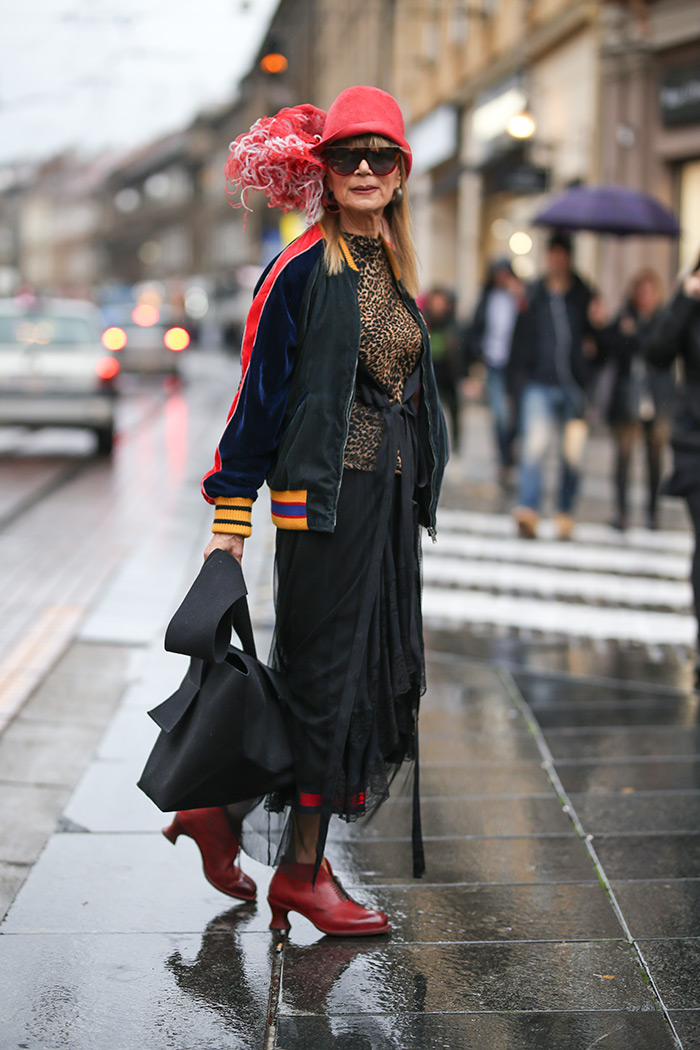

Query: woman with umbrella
left=644, top=258, right=700, bottom=688
left=595, top=269, right=674, bottom=531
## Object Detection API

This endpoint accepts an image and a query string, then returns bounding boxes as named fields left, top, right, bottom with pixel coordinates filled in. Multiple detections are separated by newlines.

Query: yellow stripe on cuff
left=212, top=497, right=253, bottom=536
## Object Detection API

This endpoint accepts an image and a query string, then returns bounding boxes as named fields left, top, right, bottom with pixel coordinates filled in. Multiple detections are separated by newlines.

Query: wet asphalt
left=0, top=357, right=698, bottom=1049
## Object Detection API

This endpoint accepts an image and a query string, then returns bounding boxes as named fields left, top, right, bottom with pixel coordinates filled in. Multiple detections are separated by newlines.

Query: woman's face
left=325, top=141, right=402, bottom=224
left=634, top=277, right=661, bottom=316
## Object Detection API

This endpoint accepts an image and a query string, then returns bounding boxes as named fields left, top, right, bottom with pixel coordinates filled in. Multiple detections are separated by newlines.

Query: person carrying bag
left=139, top=86, right=448, bottom=938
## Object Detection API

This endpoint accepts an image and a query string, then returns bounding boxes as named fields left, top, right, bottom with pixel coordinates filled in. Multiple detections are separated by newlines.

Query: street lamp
left=507, top=110, right=537, bottom=140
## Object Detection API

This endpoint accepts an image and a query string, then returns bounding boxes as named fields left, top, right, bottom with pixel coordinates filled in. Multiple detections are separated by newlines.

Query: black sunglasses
left=325, top=147, right=400, bottom=176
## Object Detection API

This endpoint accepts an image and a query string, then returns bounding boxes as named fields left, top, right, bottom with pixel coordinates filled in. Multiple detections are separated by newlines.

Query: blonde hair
left=628, top=268, right=663, bottom=308
left=319, top=134, right=419, bottom=298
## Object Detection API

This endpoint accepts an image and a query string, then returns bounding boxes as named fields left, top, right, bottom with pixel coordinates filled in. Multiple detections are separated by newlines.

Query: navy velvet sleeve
left=202, top=228, right=323, bottom=503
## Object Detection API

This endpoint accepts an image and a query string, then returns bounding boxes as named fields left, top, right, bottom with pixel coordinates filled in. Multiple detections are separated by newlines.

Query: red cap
left=314, top=86, right=412, bottom=177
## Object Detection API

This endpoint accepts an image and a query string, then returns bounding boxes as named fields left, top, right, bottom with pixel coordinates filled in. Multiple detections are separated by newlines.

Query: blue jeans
left=517, top=383, right=588, bottom=514
left=486, top=367, right=515, bottom=467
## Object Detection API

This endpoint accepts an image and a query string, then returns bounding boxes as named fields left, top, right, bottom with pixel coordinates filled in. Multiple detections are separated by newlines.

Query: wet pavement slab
left=570, top=792, right=700, bottom=834
left=542, top=725, right=700, bottom=761
left=638, top=940, right=700, bottom=1009
left=325, top=834, right=594, bottom=886
left=671, top=1013, right=700, bottom=1050
left=594, top=833, right=700, bottom=881
left=329, top=794, right=575, bottom=840
left=611, top=881, right=700, bottom=938
left=280, top=940, right=654, bottom=1013
left=0, top=930, right=271, bottom=1050
left=346, top=882, right=624, bottom=942
left=419, top=760, right=553, bottom=797
left=277, top=1011, right=677, bottom=1050
left=557, top=757, right=700, bottom=793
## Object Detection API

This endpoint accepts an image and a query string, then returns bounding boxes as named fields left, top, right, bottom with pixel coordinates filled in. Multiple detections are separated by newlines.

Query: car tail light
left=132, top=304, right=159, bottom=327
left=96, top=356, right=120, bottom=380
left=164, top=326, right=190, bottom=351
left=101, top=326, right=127, bottom=351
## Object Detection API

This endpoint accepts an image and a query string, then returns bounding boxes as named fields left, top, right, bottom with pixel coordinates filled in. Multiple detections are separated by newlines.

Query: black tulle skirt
left=270, top=466, right=424, bottom=824
left=238, top=370, right=427, bottom=876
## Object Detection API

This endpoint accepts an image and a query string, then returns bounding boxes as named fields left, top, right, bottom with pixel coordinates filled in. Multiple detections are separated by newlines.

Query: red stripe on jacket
left=201, top=224, right=324, bottom=503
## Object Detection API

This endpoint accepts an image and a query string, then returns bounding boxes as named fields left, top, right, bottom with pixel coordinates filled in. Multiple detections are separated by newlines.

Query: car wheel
left=95, top=426, right=115, bottom=456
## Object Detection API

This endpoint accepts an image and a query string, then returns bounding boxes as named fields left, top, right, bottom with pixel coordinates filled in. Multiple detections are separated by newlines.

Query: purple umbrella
left=533, top=184, right=680, bottom=237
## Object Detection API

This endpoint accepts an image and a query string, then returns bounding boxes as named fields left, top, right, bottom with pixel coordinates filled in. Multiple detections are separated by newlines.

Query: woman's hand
left=203, top=533, right=244, bottom=564
left=683, top=269, right=700, bottom=300
left=587, top=295, right=609, bottom=329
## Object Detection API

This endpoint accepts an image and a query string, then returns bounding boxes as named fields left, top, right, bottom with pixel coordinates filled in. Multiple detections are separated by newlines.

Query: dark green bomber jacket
left=202, top=222, right=448, bottom=537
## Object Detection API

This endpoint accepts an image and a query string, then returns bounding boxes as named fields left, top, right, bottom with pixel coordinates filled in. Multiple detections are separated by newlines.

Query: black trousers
left=613, top=419, right=669, bottom=521
left=685, top=487, right=700, bottom=650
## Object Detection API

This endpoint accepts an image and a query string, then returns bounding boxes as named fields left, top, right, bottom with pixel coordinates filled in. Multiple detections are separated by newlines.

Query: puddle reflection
left=165, top=904, right=266, bottom=1045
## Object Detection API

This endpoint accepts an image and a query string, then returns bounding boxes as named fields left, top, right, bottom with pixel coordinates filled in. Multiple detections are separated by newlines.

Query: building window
left=115, top=188, right=141, bottom=213
left=144, top=167, right=192, bottom=205
left=206, top=221, right=244, bottom=267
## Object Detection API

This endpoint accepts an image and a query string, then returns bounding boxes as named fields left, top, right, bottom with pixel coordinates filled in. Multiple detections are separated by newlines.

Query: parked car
left=101, top=306, right=191, bottom=374
left=0, top=298, right=119, bottom=455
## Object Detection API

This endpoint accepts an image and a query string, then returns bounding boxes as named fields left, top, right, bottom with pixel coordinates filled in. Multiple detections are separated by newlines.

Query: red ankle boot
left=268, top=860, right=390, bottom=936
left=162, top=807, right=256, bottom=902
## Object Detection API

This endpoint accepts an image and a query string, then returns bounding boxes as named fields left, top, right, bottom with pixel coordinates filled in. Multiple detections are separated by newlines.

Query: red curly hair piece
left=224, top=104, right=327, bottom=224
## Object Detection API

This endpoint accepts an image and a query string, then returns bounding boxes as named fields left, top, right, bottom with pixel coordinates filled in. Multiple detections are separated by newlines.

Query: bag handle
left=164, top=549, right=257, bottom=663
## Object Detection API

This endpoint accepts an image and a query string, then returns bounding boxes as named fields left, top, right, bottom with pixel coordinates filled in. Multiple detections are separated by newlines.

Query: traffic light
left=260, top=36, right=288, bottom=75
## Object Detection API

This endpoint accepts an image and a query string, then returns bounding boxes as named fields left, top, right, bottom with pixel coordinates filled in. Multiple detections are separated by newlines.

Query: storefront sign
left=487, top=160, right=549, bottom=196
left=659, top=64, right=700, bottom=128
left=409, top=105, right=459, bottom=177
left=469, top=78, right=527, bottom=164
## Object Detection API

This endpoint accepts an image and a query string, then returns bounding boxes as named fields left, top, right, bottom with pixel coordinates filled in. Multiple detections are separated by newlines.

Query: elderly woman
left=162, top=86, right=448, bottom=936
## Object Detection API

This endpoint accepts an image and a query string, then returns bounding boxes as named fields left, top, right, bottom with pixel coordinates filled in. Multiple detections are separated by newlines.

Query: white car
left=0, top=298, right=119, bottom=455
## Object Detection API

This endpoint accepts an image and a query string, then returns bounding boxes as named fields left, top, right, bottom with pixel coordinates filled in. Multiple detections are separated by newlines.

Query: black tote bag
left=137, top=549, right=294, bottom=811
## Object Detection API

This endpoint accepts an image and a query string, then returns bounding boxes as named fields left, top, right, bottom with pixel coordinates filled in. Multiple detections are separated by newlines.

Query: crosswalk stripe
left=422, top=555, right=692, bottom=610
left=436, top=509, right=693, bottom=555
left=428, top=531, right=689, bottom=579
left=422, top=510, right=695, bottom=645
left=422, top=586, right=696, bottom=646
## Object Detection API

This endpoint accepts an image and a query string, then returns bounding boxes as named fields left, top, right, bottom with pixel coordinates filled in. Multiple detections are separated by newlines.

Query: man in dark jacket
left=509, top=233, right=596, bottom=539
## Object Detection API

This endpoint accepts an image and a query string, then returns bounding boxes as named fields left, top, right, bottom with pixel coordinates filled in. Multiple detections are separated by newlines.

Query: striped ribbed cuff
left=212, top=497, right=253, bottom=537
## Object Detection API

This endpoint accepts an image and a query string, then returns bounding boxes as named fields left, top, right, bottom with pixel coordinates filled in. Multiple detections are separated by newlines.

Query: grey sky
left=0, top=0, right=279, bottom=165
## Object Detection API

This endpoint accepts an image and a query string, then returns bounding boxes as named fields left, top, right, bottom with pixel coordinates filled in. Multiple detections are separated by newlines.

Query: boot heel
left=269, top=901, right=291, bottom=932
left=162, top=814, right=184, bottom=845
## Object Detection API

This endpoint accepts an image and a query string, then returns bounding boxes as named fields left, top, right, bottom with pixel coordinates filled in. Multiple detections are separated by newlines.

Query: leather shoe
left=163, top=807, right=256, bottom=901
left=268, top=860, right=390, bottom=936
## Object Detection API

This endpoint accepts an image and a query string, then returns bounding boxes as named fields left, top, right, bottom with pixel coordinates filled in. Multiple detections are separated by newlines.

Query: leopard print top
left=342, top=233, right=423, bottom=471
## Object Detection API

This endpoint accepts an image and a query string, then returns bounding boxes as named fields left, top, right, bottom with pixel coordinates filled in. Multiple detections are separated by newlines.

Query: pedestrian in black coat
left=596, top=269, right=674, bottom=530
left=644, top=255, right=700, bottom=686
left=423, top=287, right=465, bottom=453
left=508, top=232, right=598, bottom=540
